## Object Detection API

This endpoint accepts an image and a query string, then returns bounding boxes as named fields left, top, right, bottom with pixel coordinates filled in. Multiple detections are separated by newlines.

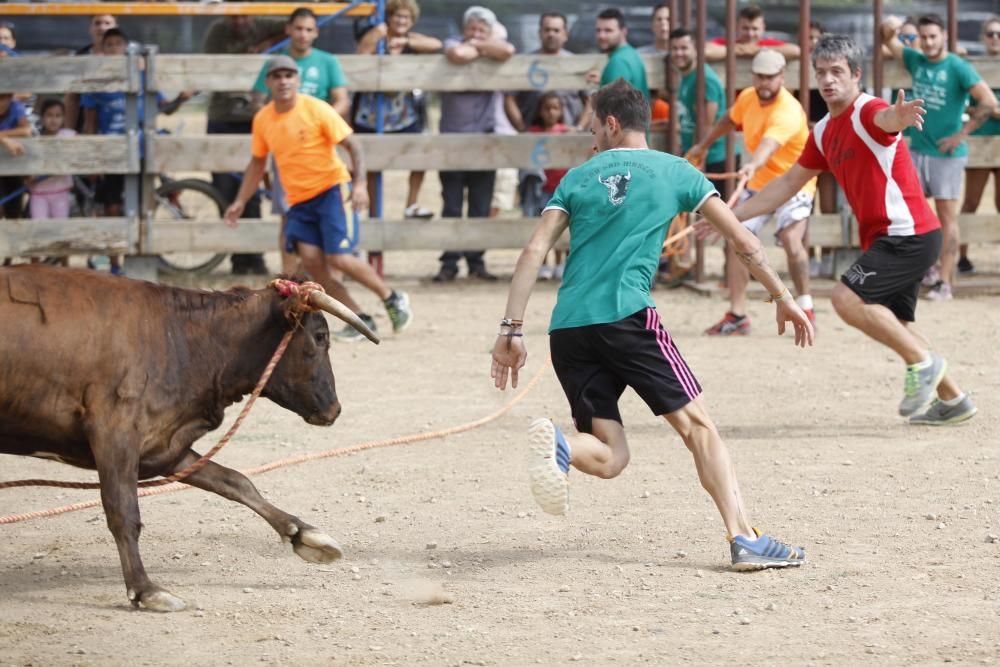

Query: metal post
left=947, top=0, right=958, bottom=55
left=122, top=43, right=158, bottom=282
left=873, top=0, right=883, bottom=98
left=679, top=0, right=690, bottom=29
left=724, top=0, right=736, bottom=179
left=693, top=0, right=708, bottom=282
left=666, top=0, right=681, bottom=156
left=799, top=1, right=810, bottom=118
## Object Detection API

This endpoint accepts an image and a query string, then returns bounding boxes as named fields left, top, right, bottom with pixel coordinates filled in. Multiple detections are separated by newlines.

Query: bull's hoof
left=293, top=528, right=344, bottom=564
left=140, top=589, right=187, bottom=613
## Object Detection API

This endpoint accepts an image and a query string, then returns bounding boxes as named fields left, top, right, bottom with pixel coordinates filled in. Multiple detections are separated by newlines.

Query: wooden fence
left=1, top=52, right=998, bottom=272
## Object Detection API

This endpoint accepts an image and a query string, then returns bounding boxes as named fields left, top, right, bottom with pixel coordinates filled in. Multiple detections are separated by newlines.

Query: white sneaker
left=538, top=264, right=554, bottom=280
left=925, top=281, right=953, bottom=301
left=527, top=418, right=570, bottom=516
left=553, top=263, right=565, bottom=280
left=404, top=204, right=433, bottom=219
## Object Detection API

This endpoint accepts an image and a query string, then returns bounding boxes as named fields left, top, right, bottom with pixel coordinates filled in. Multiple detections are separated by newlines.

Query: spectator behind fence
left=433, top=5, right=514, bottom=283
left=690, top=49, right=817, bottom=335
left=959, top=16, right=1000, bottom=275
left=881, top=14, right=999, bottom=301
left=355, top=0, right=442, bottom=224
left=489, top=20, right=519, bottom=220
left=0, top=92, right=31, bottom=222
left=65, top=14, right=117, bottom=133
left=82, top=29, right=190, bottom=275
left=204, top=14, right=286, bottom=276
left=588, top=8, right=650, bottom=100
left=224, top=55, right=413, bottom=343
left=637, top=3, right=671, bottom=56
left=705, top=4, right=801, bottom=62
left=1, top=21, right=16, bottom=56
left=29, top=99, right=75, bottom=233
left=669, top=29, right=727, bottom=177
left=522, top=92, right=569, bottom=280
left=252, top=7, right=350, bottom=277
left=504, top=13, right=591, bottom=132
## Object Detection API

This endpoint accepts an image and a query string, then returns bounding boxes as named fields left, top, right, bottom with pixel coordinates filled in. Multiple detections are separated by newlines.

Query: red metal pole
left=947, top=0, right=958, bottom=55
left=694, top=0, right=708, bottom=283
left=666, top=0, right=680, bottom=156
left=799, top=0, right=810, bottom=118
left=873, top=0, right=884, bottom=98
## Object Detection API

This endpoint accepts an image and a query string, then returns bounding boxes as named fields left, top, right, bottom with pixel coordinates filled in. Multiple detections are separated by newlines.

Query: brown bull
left=0, top=266, right=377, bottom=612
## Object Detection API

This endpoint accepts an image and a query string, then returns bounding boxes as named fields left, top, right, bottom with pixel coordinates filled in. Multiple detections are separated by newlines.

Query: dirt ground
left=1, top=241, right=999, bottom=666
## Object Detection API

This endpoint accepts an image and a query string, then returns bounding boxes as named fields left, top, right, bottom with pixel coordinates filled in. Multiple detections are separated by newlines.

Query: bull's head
left=263, top=281, right=379, bottom=426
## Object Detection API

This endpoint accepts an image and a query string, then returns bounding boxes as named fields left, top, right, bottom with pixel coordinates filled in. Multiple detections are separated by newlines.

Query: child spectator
left=29, top=99, right=75, bottom=224
left=0, top=92, right=31, bottom=221
left=524, top=92, right=569, bottom=280
left=0, top=21, right=16, bottom=57
left=81, top=28, right=188, bottom=274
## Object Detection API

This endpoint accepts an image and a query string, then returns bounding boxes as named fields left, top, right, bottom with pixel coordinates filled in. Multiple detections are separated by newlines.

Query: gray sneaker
left=384, top=290, right=412, bottom=334
left=334, top=314, right=377, bottom=344
left=899, top=354, right=947, bottom=417
left=909, top=395, right=977, bottom=426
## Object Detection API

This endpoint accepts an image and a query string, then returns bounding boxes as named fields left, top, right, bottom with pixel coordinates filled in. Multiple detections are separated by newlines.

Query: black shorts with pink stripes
left=549, top=307, right=702, bottom=434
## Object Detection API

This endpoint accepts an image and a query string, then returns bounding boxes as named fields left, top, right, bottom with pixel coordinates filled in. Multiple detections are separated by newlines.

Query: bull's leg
left=93, top=442, right=185, bottom=612
left=170, top=450, right=343, bottom=563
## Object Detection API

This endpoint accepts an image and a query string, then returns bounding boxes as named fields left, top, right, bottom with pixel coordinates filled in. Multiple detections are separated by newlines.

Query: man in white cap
left=688, top=49, right=817, bottom=335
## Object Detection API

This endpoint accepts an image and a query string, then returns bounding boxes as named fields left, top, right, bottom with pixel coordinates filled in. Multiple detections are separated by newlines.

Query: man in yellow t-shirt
left=224, top=55, right=412, bottom=342
left=688, top=49, right=817, bottom=335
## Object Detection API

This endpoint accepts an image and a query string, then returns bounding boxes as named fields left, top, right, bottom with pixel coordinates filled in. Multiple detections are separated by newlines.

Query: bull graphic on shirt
left=598, top=170, right=631, bottom=206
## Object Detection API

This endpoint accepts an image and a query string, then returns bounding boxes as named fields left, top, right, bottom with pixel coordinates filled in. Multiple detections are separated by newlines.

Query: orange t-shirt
left=251, top=94, right=353, bottom=206
left=728, top=86, right=815, bottom=195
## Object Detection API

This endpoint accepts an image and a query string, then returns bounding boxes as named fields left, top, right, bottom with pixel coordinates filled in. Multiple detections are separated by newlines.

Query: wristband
left=499, top=318, right=523, bottom=328
left=765, top=289, right=790, bottom=304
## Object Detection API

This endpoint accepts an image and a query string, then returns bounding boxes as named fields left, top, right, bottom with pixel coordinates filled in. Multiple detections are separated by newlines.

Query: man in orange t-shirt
left=224, top=55, right=412, bottom=341
left=688, top=49, right=816, bottom=335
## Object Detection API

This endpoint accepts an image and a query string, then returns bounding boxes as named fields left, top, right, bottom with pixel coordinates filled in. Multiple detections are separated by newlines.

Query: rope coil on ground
left=0, top=358, right=552, bottom=525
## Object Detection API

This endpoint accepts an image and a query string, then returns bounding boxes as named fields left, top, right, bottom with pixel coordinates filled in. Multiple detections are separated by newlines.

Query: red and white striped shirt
left=798, top=93, right=940, bottom=250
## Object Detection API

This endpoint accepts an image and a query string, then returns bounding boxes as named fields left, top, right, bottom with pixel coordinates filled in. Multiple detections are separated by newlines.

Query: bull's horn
left=307, top=292, right=381, bottom=345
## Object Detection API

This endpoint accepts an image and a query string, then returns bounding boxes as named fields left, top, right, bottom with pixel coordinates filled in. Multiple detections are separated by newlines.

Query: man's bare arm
left=731, top=164, right=819, bottom=222
left=474, top=38, right=515, bottom=61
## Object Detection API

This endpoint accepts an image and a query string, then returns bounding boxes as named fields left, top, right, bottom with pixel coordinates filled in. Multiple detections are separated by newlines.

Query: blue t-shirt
left=0, top=99, right=27, bottom=131
left=81, top=78, right=165, bottom=135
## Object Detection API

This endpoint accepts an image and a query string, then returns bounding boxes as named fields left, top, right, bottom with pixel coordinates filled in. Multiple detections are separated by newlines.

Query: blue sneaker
left=730, top=528, right=806, bottom=571
left=527, top=418, right=571, bottom=516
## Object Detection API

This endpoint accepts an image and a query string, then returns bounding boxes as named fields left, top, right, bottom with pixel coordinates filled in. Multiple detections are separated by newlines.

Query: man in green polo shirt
left=670, top=27, right=727, bottom=173
left=594, top=8, right=650, bottom=100
left=489, top=79, right=813, bottom=572
left=881, top=13, right=998, bottom=301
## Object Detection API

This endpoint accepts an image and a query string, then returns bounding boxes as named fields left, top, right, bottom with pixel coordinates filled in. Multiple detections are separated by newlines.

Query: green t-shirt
left=902, top=47, right=981, bottom=157
left=544, top=148, right=717, bottom=331
left=971, top=86, right=1000, bottom=137
left=600, top=44, right=650, bottom=100
left=678, top=64, right=726, bottom=163
left=253, top=48, right=347, bottom=103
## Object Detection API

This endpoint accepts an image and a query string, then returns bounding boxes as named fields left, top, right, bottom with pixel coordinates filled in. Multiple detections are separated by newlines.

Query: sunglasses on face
left=899, top=33, right=917, bottom=43
left=985, top=31, right=1000, bottom=39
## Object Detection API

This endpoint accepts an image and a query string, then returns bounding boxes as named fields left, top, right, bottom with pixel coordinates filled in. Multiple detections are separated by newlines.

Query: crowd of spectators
left=0, top=4, right=996, bottom=289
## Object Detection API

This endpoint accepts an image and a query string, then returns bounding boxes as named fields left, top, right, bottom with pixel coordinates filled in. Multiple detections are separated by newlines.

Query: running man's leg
left=559, top=417, right=630, bottom=479
left=327, top=252, right=392, bottom=300
left=777, top=219, right=810, bottom=301
left=663, top=397, right=753, bottom=540
left=727, top=241, right=751, bottom=316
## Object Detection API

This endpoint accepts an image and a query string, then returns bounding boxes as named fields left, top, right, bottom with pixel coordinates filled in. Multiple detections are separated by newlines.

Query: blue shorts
left=284, top=184, right=358, bottom=255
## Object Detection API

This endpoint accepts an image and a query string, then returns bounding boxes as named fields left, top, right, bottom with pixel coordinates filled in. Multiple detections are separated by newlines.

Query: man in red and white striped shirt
left=730, top=34, right=976, bottom=425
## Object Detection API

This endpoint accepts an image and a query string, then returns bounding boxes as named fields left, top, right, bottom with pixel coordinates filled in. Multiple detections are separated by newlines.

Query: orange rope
left=0, top=358, right=552, bottom=525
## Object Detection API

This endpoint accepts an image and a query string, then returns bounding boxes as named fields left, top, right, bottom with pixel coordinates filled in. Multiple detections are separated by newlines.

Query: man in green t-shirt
left=670, top=27, right=727, bottom=172
left=251, top=7, right=351, bottom=279
left=592, top=8, right=650, bottom=100
left=881, top=13, right=998, bottom=300
left=489, top=79, right=813, bottom=572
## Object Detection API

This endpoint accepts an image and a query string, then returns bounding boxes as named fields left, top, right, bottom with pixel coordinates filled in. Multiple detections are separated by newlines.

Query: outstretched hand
left=775, top=298, right=814, bottom=348
left=893, top=89, right=926, bottom=131
left=491, top=335, right=527, bottom=390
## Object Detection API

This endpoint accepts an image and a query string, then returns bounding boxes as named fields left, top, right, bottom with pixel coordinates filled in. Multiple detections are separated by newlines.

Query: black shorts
left=840, top=229, right=941, bottom=322
left=95, top=174, right=124, bottom=207
left=549, top=307, right=702, bottom=434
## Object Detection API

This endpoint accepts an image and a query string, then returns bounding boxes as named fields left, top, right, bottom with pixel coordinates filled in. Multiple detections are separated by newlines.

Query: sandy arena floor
left=1, top=246, right=998, bottom=665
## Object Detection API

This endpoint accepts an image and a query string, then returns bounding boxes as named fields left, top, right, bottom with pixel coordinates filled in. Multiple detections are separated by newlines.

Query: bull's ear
left=270, top=290, right=303, bottom=324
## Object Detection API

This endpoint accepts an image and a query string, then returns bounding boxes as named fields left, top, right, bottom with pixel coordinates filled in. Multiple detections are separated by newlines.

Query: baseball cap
left=265, top=54, right=298, bottom=77
left=750, top=49, right=786, bottom=75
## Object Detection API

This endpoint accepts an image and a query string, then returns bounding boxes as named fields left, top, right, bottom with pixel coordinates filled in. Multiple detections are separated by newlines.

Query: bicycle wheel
left=153, top=178, right=228, bottom=276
